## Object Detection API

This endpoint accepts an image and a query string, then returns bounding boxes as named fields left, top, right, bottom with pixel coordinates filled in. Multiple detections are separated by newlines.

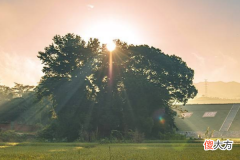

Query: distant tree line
left=0, top=83, right=52, bottom=125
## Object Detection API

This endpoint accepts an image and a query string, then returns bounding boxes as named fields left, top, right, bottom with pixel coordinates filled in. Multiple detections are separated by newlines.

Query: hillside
left=189, top=81, right=240, bottom=104
left=194, top=81, right=240, bottom=99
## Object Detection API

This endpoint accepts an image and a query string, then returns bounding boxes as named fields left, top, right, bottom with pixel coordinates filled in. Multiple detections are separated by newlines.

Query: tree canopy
left=37, top=33, right=197, bottom=141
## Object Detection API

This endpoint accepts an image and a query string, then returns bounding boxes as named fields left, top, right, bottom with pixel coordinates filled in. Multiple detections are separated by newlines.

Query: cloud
left=0, top=50, right=43, bottom=87
left=87, top=4, right=94, bottom=9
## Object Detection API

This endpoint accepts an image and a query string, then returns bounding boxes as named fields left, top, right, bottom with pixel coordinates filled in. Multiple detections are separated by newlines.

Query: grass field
left=0, top=142, right=240, bottom=160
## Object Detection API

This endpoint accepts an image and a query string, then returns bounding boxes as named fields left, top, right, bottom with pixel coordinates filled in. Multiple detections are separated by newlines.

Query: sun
left=107, top=41, right=116, bottom=51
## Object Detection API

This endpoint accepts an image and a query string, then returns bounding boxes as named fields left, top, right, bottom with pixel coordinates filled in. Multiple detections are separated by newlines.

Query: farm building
left=174, top=104, right=240, bottom=138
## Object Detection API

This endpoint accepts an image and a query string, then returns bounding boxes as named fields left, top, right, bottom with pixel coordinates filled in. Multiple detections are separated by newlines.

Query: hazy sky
left=1, top=0, right=240, bottom=86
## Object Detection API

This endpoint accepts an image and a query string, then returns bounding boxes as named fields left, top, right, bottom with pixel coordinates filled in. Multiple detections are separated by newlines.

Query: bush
left=158, top=132, right=186, bottom=140
left=0, top=130, right=34, bottom=142
left=110, top=130, right=123, bottom=142
left=99, top=138, right=111, bottom=144
left=0, top=130, right=18, bottom=142
left=77, top=131, right=98, bottom=142
left=37, top=124, right=57, bottom=141
left=127, top=130, right=145, bottom=143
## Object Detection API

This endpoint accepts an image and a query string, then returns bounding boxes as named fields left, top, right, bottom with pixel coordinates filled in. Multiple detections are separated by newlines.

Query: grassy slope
left=174, top=104, right=233, bottom=131
left=229, top=107, right=240, bottom=131
left=0, top=142, right=240, bottom=160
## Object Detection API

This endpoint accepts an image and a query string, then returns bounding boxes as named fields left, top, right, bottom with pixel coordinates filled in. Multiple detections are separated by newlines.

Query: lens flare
left=159, top=116, right=165, bottom=124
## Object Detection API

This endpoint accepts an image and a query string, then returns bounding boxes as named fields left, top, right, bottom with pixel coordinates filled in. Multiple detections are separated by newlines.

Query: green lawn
left=0, top=142, right=240, bottom=160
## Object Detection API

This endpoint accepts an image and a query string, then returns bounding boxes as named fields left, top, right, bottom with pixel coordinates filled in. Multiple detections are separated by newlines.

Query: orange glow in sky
left=1, top=0, right=240, bottom=86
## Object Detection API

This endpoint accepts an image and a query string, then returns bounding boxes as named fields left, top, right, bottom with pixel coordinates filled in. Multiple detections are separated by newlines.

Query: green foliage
left=0, top=83, right=35, bottom=103
left=0, top=130, right=18, bottom=142
left=204, top=127, right=215, bottom=139
left=0, top=85, right=13, bottom=103
left=0, top=89, right=52, bottom=125
left=37, top=124, right=58, bottom=140
left=36, top=33, right=198, bottom=141
left=110, top=130, right=123, bottom=140
left=126, top=130, right=145, bottom=143
left=12, top=83, right=35, bottom=98
left=99, top=138, right=111, bottom=144
left=0, top=130, right=35, bottom=142
left=158, top=132, right=186, bottom=140
left=77, top=130, right=98, bottom=142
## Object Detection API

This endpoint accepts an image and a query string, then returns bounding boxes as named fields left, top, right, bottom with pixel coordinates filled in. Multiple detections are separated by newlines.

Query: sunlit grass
left=5, top=143, right=19, bottom=146
left=0, top=142, right=239, bottom=159
left=48, top=149, right=67, bottom=152
left=74, top=147, right=83, bottom=150
left=0, top=142, right=19, bottom=149
left=0, top=146, right=9, bottom=148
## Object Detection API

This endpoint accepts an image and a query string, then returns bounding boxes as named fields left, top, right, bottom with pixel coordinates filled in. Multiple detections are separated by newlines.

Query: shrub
left=37, top=124, right=57, bottom=140
left=127, top=130, right=145, bottom=143
left=99, top=138, right=111, bottom=144
left=0, top=130, right=18, bottom=142
left=110, top=130, right=123, bottom=142
left=158, top=132, right=186, bottom=140
left=0, top=130, right=34, bottom=142
left=77, top=131, right=98, bottom=142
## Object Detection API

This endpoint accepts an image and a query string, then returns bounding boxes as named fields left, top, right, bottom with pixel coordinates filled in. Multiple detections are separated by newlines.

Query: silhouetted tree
left=37, top=33, right=197, bottom=141
left=0, top=85, right=14, bottom=103
left=12, top=83, right=35, bottom=97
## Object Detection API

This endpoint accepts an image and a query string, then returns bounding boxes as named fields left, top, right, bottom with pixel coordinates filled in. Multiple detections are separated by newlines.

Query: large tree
left=37, top=33, right=197, bottom=141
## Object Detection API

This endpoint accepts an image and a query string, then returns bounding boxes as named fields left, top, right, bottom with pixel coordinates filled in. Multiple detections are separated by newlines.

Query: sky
left=0, top=0, right=240, bottom=86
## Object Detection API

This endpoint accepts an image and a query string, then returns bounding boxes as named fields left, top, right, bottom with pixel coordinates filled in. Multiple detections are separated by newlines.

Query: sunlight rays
left=53, top=59, right=94, bottom=114
left=108, top=52, right=113, bottom=87
left=107, top=49, right=136, bottom=126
